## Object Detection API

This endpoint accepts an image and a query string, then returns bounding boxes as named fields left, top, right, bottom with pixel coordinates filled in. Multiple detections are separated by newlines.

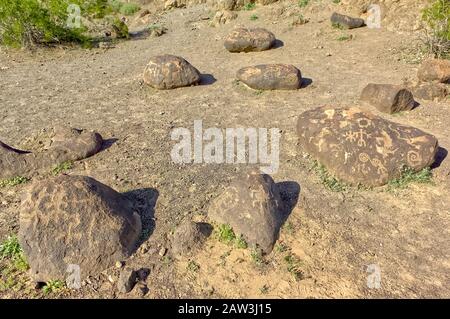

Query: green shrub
left=0, top=176, right=29, bottom=188
left=0, top=0, right=89, bottom=47
left=243, top=3, right=256, bottom=11
left=298, top=0, right=309, bottom=8
left=119, top=3, right=140, bottom=16
left=0, top=0, right=131, bottom=48
left=52, top=160, right=73, bottom=175
left=422, top=0, right=450, bottom=58
left=387, top=166, right=433, bottom=191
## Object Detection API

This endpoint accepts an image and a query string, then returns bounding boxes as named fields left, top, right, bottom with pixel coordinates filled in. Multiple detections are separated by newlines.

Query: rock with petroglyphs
left=412, top=82, right=448, bottom=101
left=19, top=175, right=142, bottom=282
left=143, top=55, right=201, bottom=89
left=208, top=170, right=283, bottom=253
left=237, top=64, right=302, bottom=90
left=297, top=106, right=438, bottom=186
left=224, top=27, right=276, bottom=52
left=418, top=58, right=450, bottom=84
left=360, top=83, right=415, bottom=114
left=0, top=127, right=103, bottom=179
left=330, top=12, right=365, bottom=29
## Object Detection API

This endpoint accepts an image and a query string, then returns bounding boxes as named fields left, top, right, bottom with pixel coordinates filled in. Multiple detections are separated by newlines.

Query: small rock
left=210, top=10, right=237, bottom=27
left=115, top=261, right=124, bottom=268
left=224, top=27, right=276, bottom=52
left=134, top=282, right=149, bottom=297
left=159, top=247, right=167, bottom=257
left=143, top=55, right=201, bottom=90
left=418, top=58, right=450, bottom=83
left=331, top=12, right=365, bottom=29
left=117, top=268, right=137, bottom=294
left=172, top=220, right=211, bottom=259
left=139, top=9, right=151, bottom=18
left=360, top=83, right=415, bottom=114
left=236, top=64, right=302, bottom=90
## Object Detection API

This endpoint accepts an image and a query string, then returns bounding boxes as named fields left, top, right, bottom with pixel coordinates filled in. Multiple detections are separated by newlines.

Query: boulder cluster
left=1, top=9, right=447, bottom=295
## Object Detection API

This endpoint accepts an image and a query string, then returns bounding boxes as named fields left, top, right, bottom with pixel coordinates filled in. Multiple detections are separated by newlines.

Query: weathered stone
left=360, top=83, right=415, bottom=114
left=208, top=0, right=237, bottom=11
left=297, top=106, right=438, bottom=187
left=412, top=82, right=448, bottom=101
left=418, top=58, right=450, bottom=83
left=19, top=175, right=142, bottom=282
left=210, top=10, right=238, bottom=27
left=237, top=64, right=302, bottom=90
left=171, top=220, right=211, bottom=258
left=117, top=268, right=137, bottom=294
left=331, top=12, right=365, bottom=29
left=208, top=170, right=283, bottom=253
left=0, top=127, right=103, bottom=180
left=143, top=55, right=201, bottom=89
left=224, top=27, right=276, bottom=52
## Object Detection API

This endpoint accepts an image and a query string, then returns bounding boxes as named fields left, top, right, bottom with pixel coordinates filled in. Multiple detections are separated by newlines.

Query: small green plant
left=0, top=236, right=22, bottom=259
left=260, top=284, right=269, bottom=294
left=250, top=14, right=259, bottom=21
left=387, top=166, right=433, bottom=191
left=42, top=280, right=65, bottom=294
left=250, top=248, right=264, bottom=266
left=275, top=242, right=289, bottom=253
left=422, top=0, right=450, bottom=59
left=332, top=0, right=341, bottom=4
left=311, top=161, right=347, bottom=192
left=52, top=160, right=73, bottom=175
left=215, top=224, right=248, bottom=249
left=243, top=3, right=256, bottom=11
left=235, top=235, right=248, bottom=249
left=332, top=22, right=345, bottom=30
left=111, top=17, right=129, bottom=38
left=119, top=3, right=140, bottom=16
left=298, top=0, right=309, bottom=8
left=216, top=224, right=236, bottom=244
left=0, top=176, right=29, bottom=188
left=337, top=34, right=352, bottom=41
left=284, top=253, right=304, bottom=280
left=0, top=235, right=29, bottom=272
left=187, top=260, right=200, bottom=273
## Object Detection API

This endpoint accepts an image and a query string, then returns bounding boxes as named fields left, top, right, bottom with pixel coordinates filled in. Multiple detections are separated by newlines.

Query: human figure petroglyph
left=297, top=106, right=438, bottom=186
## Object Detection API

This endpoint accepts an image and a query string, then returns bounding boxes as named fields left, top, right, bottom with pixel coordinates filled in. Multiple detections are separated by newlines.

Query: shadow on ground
left=124, top=188, right=159, bottom=249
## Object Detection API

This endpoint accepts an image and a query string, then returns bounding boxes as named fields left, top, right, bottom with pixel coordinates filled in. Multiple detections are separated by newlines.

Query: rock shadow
left=199, top=74, right=217, bottom=86
left=276, top=181, right=301, bottom=230
left=431, top=146, right=448, bottom=169
left=301, top=77, right=313, bottom=88
left=123, top=188, right=159, bottom=250
left=99, top=138, right=118, bottom=152
left=272, top=39, right=284, bottom=50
